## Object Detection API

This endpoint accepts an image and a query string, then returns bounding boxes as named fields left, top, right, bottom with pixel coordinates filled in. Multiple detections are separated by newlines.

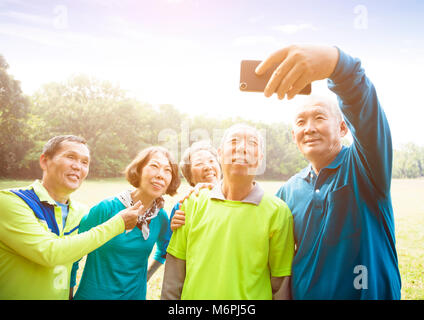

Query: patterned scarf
left=117, top=190, right=164, bottom=240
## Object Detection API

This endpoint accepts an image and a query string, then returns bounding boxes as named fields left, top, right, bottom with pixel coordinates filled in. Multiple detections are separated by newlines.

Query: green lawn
left=1, top=178, right=423, bottom=299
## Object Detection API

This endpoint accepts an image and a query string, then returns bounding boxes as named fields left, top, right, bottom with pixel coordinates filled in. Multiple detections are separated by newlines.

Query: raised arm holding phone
left=171, top=44, right=401, bottom=300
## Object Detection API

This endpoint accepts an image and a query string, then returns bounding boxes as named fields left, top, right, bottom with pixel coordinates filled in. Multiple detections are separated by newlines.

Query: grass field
left=1, top=178, right=423, bottom=300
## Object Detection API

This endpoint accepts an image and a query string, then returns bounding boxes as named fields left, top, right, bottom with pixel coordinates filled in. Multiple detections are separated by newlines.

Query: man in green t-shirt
left=161, top=124, right=294, bottom=300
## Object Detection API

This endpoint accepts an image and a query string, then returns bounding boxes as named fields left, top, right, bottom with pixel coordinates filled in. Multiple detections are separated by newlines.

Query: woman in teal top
left=71, top=146, right=181, bottom=300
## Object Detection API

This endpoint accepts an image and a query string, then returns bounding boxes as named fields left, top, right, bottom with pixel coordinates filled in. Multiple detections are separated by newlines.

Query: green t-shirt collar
left=209, top=181, right=264, bottom=205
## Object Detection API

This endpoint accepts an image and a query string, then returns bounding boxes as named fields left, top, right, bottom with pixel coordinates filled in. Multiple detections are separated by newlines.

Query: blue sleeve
left=153, top=208, right=172, bottom=264
left=275, top=185, right=284, bottom=201
left=166, top=202, right=181, bottom=241
left=69, top=200, right=111, bottom=288
left=169, top=202, right=181, bottom=222
left=328, top=47, right=392, bottom=196
left=78, top=200, right=111, bottom=233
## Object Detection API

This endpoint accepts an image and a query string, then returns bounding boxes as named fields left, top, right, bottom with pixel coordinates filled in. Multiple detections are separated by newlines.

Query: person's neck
left=131, top=189, right=155, bottom=210
left=41, top=180, right=70, bottom=204
left=221, top=176, right=255, bottom=201
left=309, top=145, right=342, bottom=175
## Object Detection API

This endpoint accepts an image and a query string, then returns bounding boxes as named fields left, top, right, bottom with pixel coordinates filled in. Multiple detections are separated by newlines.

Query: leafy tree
left=28, top=75, right=157, bottom=177
left=0, top=54, right=32, bottom=177
left=7, top=69, right=423, bottom=182
left=393, top=143, right=424, bottom=178
left=259, top=122, right=308, bottom=180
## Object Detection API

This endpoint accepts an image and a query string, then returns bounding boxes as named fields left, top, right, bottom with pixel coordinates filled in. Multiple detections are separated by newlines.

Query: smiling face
left=138, top=151, right=173, bottom=199
left=219, top=125, right=263, bottom=178
left=189, top=149, right=221, bottom=185
left=292, top=101, right=347, bottom=168
left=40, top=140, right=90, bottom=200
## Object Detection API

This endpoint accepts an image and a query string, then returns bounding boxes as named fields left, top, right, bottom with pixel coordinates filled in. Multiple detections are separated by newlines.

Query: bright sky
left=1, top=0, right=423, bottom=148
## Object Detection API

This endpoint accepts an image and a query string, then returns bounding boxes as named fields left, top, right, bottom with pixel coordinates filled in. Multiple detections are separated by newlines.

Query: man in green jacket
left=0, top=135, right=141, bottom=300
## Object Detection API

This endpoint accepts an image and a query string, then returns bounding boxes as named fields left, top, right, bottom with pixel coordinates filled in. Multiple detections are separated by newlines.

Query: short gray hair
left=294, top=95, right=343, bottom=124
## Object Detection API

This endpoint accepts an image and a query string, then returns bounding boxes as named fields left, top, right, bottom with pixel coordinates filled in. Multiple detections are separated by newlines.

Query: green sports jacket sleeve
left=0, top=191, right=125, bottom=268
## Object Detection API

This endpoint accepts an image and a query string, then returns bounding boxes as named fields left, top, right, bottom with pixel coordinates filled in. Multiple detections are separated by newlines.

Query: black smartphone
left=239, top=60, right=311, bottom=95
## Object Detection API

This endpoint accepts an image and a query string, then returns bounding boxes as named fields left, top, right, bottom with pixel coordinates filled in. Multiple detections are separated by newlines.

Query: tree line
left=1, top=54, right=423, bottom=181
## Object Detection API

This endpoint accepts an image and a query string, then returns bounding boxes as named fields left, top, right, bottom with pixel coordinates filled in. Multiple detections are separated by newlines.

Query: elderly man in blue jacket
left=256, top=45, right=401, bottom=299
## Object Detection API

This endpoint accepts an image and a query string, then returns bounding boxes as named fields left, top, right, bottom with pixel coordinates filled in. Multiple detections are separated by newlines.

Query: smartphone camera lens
left=240, top=82, right=247, bottom=90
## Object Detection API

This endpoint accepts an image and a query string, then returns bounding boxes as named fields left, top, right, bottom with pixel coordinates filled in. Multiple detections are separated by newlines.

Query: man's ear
left=39, top=154, right=48, bottom=172
left=339, top=121, right=348, bottom=138
left=291, top=129, right=296, bottom=142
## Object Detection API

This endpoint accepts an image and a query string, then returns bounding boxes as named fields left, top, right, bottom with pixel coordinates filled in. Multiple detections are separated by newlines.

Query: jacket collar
left=31, top=180, right=74, bottom=208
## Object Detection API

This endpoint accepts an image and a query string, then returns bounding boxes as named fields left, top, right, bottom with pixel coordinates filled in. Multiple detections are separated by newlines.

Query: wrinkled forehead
left=294, top=100, right=341, bottom=122
left=221, top=126, right=261, bottom=145
left=220, top=125, right=265, bottom=156
left=57, top=140, right=90, bottom=158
